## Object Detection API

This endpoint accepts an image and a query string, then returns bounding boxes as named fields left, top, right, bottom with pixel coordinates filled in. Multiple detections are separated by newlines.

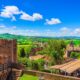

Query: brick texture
left=0, top=39, right=17, bottom=64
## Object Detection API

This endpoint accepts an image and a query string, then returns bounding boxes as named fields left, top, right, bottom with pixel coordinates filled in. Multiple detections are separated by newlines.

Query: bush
left=18, top=57, right=27, bottom=65
left=35, top=59, right=45, bottom=71
left=70, top=52, right=80, bottom=59
left=28, top=59, right=45, bottom=71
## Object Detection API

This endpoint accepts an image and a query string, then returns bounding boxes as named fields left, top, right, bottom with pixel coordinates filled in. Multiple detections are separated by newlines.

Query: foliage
left=65, top=39, right=80, bottom=46
left=23, top=59, right=45, bottom=70
left=18, top=56, right=45, bottom=71
left=70, top=52, right=80, bottom=59
left=18, top=45, right=33, bottom=58
left=31, top=59, right=45, bottom=71
left=36, top=50, right=45, bottom=55
left=1, top=33, right=80, bottom=46
left=39, top=40, right=66, bottom=64
left=18, top=57, right=28, bottom=65
left=20, top=48, right=26, bottom=57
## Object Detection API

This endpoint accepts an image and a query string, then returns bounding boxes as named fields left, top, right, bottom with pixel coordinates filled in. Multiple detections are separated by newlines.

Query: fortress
left=0, top=39, right=17, bottom=63
left=0, top=39, right=22, bottom=80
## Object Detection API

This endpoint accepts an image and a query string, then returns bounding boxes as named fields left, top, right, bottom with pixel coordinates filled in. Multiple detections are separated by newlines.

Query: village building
left=50, top=41, right=80, bottom=78
left=50, top=59, right=80, bottom=77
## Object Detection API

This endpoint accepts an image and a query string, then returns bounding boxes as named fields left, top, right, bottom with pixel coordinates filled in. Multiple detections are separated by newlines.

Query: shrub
left=18, top=57, right=27, bottom=65
left=70, top=52, right=80, bottom=59
left=29, top=59, right=45, bottom=71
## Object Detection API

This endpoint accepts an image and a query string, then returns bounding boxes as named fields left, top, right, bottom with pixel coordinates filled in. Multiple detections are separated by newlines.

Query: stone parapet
left=24, top=70, right=80, bottom=80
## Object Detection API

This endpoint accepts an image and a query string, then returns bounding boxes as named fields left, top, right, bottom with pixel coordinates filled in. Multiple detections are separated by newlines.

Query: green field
left=65, top=39, right=80, bottom=46
left=20, top=74, right=38, bottom=80
left=17, top=45, right=32, bottom=55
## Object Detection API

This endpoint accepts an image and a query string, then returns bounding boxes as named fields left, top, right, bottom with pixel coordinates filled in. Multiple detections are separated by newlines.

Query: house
left=29, top=54, right=45, bottom=60
left=50, top=59, right=80, bottom=77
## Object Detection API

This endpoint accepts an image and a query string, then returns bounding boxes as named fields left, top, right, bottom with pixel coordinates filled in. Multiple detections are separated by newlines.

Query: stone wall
left=0, top=71, right=9, bottom=80
left=24, top=70, right=80, bottom=80
left=0, top=39, right=17, bottom=63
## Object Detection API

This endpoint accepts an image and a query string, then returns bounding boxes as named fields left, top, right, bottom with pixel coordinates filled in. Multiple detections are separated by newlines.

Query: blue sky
left=0, top=0, right=80, bottom=36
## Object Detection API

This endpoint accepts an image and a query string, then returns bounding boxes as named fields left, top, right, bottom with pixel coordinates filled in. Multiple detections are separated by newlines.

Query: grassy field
left=17, top=45, right=31, bottom=51
left=20, top=74, right=38, bottom=80
left=17, top=45, right=32, bottom=55
left=65, top=39, right=80, bottom=46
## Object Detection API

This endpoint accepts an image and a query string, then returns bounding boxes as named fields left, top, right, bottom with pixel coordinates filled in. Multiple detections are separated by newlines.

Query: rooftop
left=50, top=59, right=80, bottom=74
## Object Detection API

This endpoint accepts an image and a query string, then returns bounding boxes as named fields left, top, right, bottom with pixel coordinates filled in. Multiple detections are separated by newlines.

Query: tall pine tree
left=20, top=48, right=26, bottom=57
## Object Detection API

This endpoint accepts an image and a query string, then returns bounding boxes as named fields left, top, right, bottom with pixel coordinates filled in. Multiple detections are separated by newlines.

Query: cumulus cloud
left=45, top=18, right=61, bottom=25
left=20, top=12, right=43, bottom=21
left=0, top=6, right=21, bottom=21
left=0, top=6, right=43, bottom=21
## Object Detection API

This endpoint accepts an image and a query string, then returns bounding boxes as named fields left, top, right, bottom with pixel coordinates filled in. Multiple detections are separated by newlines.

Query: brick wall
left=0, top=39, right=17, bottom=63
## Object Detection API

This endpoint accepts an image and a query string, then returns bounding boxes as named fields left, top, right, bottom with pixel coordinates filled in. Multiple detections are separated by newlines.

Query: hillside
left=0, top=33, right=26, bottom=40
left=0, top=33, right=80, bottom=40
left=0, top=33, right=80, bottom=45
left=0, top=33, right=49, bottom=43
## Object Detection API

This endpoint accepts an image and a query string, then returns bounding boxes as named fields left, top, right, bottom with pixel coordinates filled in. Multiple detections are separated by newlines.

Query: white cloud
left=0, top=25, right=6, bottom=28
left=0, top=25, right=39, bottom=36
left=32, top=13, right=43, bottom=21
left=45, top=18, right=61, bottom=25
left=0, top=25, right=54, bottom=36
left=20, top=12, right=43, bottom=21
left=0, top=6, right=21, bottom=21
left=60, top=27, right=80, bottom=36
left=60, top=27, right=69, bottom=33
left=0, top=6, right=43, bottom=21
left=59, top=27, right=71, bottom=36
left=12, top=26, right=17, bottom=29
left=1, top=24, right=80, bottom=37
left=74, top=28, right=80, bottom=34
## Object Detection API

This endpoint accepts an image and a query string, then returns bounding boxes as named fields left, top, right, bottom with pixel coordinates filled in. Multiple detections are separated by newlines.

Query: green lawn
left=17, top=45, right=31, bottom=51
left=17, top=45, right=32, bottom=55
left=20, top=74, right=38, bottom=80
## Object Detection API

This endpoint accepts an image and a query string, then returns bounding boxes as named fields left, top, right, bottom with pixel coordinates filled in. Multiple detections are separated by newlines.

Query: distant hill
left=0, top=33, right=80, bottom=40
left=0, top=33, right=27, bottom=40
left=52, top=36, right=80, bottom=39
left=0, top=33, right=80, bottom=45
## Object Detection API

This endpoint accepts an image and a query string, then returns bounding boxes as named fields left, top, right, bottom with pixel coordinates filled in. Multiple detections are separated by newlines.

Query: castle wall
left=0, top=39, right=17, bottom=63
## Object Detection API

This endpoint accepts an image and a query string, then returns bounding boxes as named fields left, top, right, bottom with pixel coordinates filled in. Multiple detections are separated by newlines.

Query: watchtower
left=0, top=39, right=22, bottom=80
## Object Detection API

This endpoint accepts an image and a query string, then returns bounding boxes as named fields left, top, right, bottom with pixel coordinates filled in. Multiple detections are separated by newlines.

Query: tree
left=20, top=48, right=26, bottom=57
left=40, top=40, right=66, bottom=64
left=60, top=40, right=66, bottom=49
